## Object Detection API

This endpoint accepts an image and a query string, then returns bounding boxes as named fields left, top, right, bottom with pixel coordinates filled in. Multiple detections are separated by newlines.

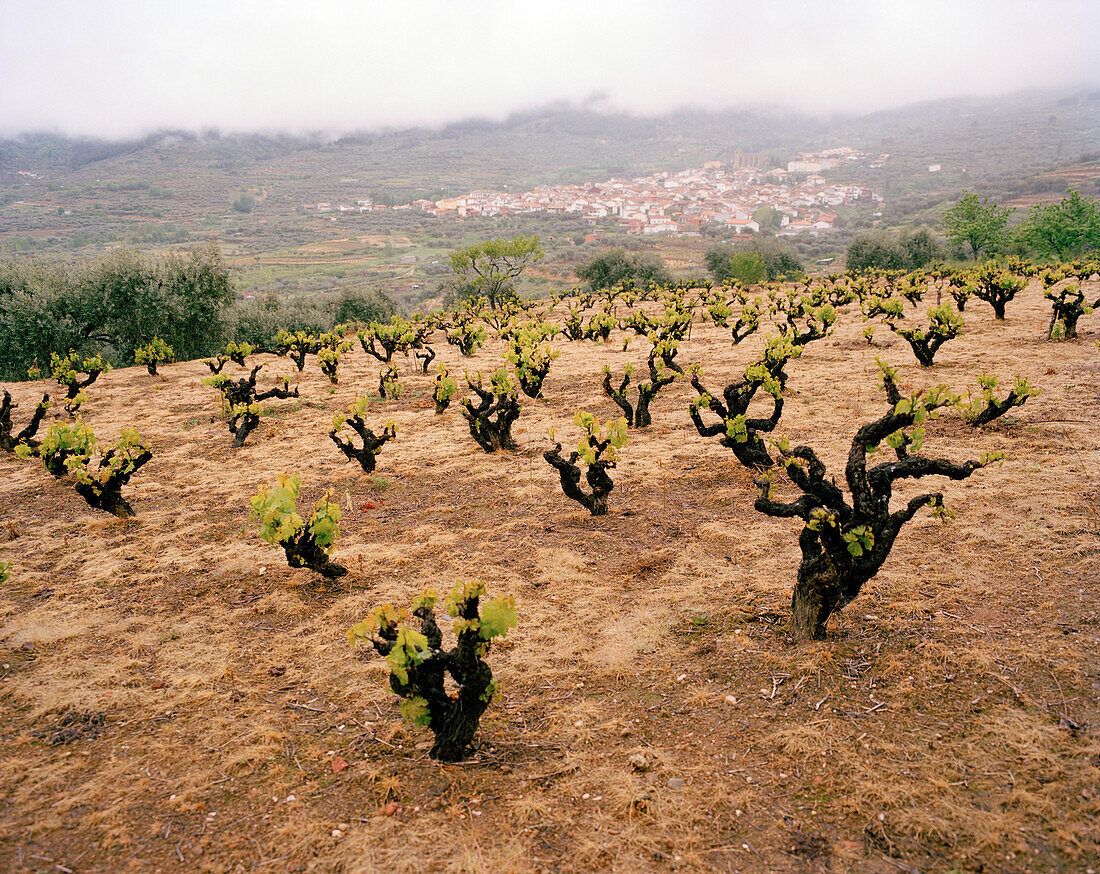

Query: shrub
left=1, top=390, right=50, bottom=453
left=133, top=337, right=174, bottom=376
left=348, top=581, right=518, bottom=761
left=846, top=232, right=910, bottom=273
left=504, top=326, right=560, bottom=399
left=432, top=365, right=458, bottom=415
left=272, top=329, right=322, bottom=371
left=730, top=293, right=763, bottom=344
left=706, top=240, right=803, bottom=283
left=576, top=248, right=672, bottom=290
left=413, top=345, right=437, bottom=373
left=330, top=396, right=396, bottom=473
left=544, top=412, right=627, bottom=516
left=963, top=373, right=1038, bottom=426
left=461, top=369, right=521, bottom=452
left=51, top=351, right=110, bottom=414
left=331, top=286, right=397, bottom=327
left=969, top=261, right=1027, bottom=320
left=689, top=335, right=802, bottom=469
left=602, top=353, right=676, bottom=428
left=38, top=420, right=97, bottom=477
left=887, top=304, right=965, bottom=366
left=0, top=244, right=233, bottom=380
left=446, top=320, right=487, bottom=356
left=0, top=560, right=9, bottom=584
left=378, top=365, right=402, bottom=399
left=249, top=474, right=346, bottom=579
left=203, top=365, right=298, bottom=447
left=38, top=422, right=152, bottom=517
left=754, top=361, right=1010, bottom=640
left=358, top=318, right=416, bottom=363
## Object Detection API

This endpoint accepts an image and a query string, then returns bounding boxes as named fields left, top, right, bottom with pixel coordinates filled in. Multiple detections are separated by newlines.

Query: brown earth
left=0, top=280, right=1098, bottom=873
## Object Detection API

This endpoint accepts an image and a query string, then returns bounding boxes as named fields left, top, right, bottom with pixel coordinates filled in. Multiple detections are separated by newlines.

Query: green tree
left=726, top=252, right=767, bottom=285
left=1020, top=189, right=1100, bottom=260
left=845, top=232, right=908, bottom=273
left=943, top=191, right=1013, bottom=260
left=447, top=235, right=543, bottom=309
left=331, top=286, right=396, bottom=327
left=900, top=227, right=944, bottom=268
left=706, top=239, right=802, bottom=283
left=576, top=247, right=671, bottom=289
left=752, top=206, right=781, bottom=234
left=0, top=244, right=233, bottom=379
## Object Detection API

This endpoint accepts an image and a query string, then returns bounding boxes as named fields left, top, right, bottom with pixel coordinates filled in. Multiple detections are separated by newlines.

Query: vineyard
left=0, top=265, right=1098, bottom=872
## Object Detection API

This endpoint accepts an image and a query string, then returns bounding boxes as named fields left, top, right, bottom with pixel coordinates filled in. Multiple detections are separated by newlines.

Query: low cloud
left=2, top=0, right=1097, bottom=137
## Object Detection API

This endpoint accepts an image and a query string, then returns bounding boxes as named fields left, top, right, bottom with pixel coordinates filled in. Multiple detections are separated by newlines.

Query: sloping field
left=0, top=282, right=1097, bottom=872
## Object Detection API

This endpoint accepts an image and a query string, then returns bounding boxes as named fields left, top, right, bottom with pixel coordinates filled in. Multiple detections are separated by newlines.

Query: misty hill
left=1, top=91, right=1097, bottom=308
left=3, top=90, right=1098, bottom=203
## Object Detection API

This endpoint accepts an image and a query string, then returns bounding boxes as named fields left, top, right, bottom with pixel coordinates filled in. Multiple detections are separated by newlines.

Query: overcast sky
left=2, top=0, right=1098, bottom=138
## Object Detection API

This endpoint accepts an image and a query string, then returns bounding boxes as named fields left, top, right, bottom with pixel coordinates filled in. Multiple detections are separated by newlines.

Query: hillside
left=1, top=279, right=1098, bottom=871
left=2, top=91, right=1098, bottom=307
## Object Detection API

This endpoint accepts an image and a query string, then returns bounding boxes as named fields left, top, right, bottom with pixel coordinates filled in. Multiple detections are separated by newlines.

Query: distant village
left=304, top=147, right=885, bottom=236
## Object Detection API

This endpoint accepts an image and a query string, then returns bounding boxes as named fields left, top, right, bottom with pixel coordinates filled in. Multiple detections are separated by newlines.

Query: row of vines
left=2, top=257, right=1097, bottom=760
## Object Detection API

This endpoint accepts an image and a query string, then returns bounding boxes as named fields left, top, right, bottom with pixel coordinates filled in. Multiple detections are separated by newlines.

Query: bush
left=689, top=335, right=801, bottom=469
left=900, top=228, right=944, bottom=268
left=134, top=336, right=174, bottom=376
left=203, top=365, right=298, bottom=447
left=0, top=244, right=233, bottom=380
left=461, top=369, right=521, bottom=452
left=754, top=361, right=1014, bottom=640
left=250, top=474, right=346, bottom=579
left=887, top=304, right=965, bottom=366
left=50, top=351, right=110, bottom=414
left=726, top=253, right=767, bottom=286
left=330, top=397, right=396, bottom=473
left=602, top=352, right=676, bottom=428
left=432, top=365, right=458, bottom=414
left=845, top=232, right=909, bottom=273
left=0, top=390, right=49, bottom=453
left=348, top=581, right=518, bottom=761
left=576, top=248, right=672, bottom=290
left=544, top=412, right=627, bottom=516
left=37, top=422, right=152, bottom=517
left=706, top=239, right=803, bottom=283
left=332, top=287, right=397, bottom=328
